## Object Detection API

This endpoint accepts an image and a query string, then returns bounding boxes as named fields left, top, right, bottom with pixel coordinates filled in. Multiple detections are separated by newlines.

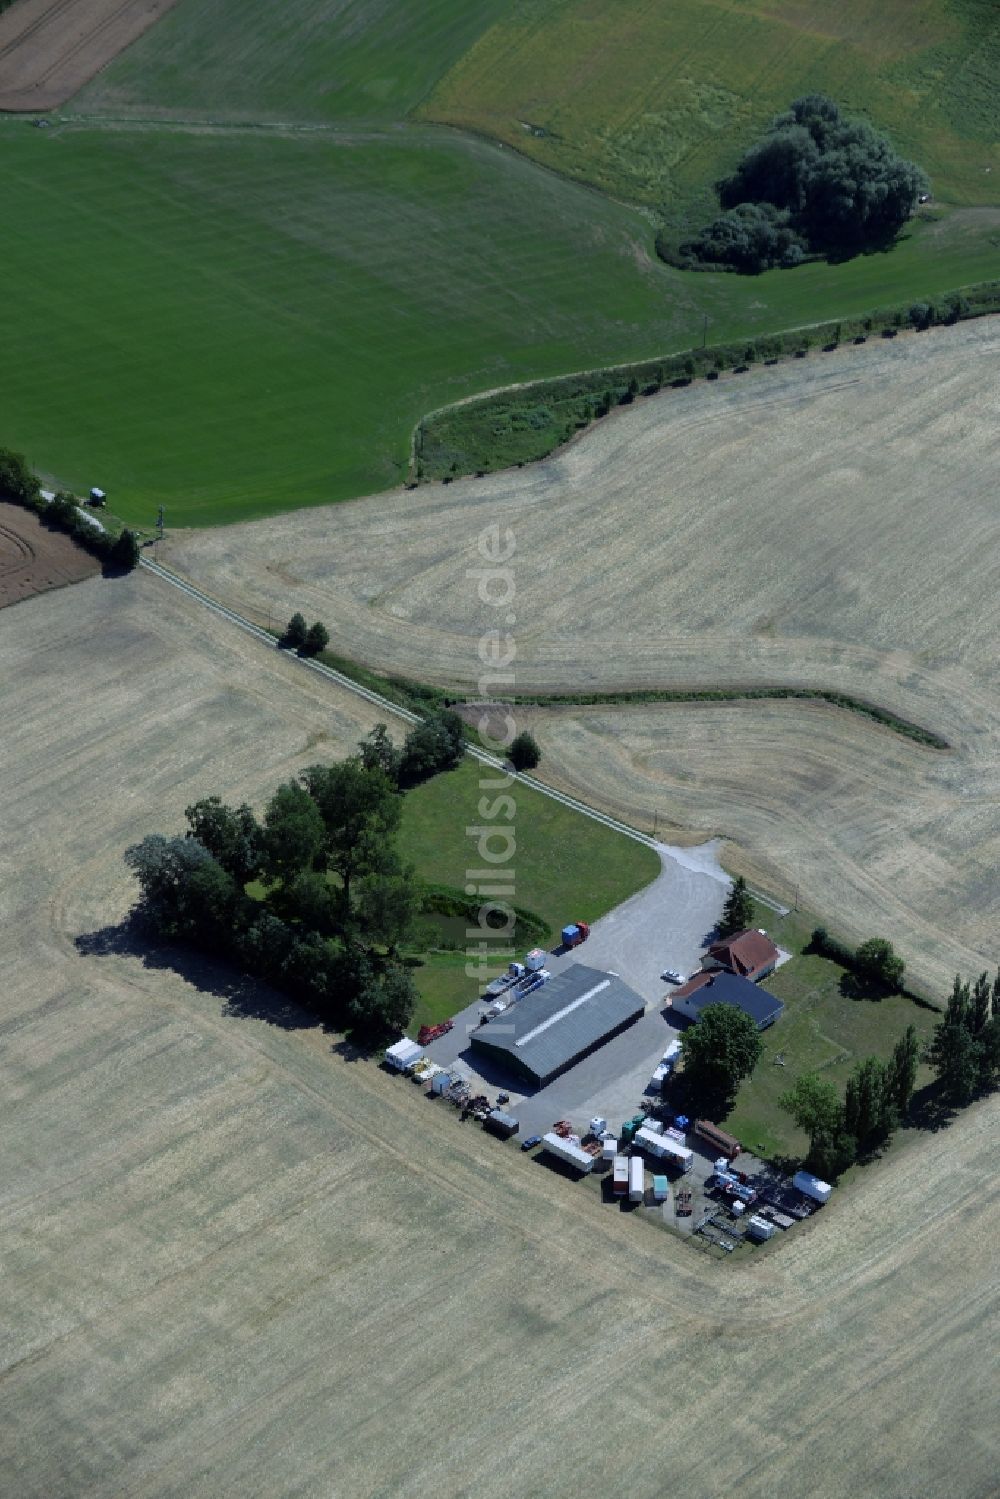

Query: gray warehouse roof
left=471, top=963, right=646, bottom=1086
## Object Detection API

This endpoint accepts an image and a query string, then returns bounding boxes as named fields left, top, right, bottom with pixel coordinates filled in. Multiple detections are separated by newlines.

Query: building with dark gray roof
left=470, top=963, right=646, bottom=1087
left=670, top=970, right=783, bottom=1030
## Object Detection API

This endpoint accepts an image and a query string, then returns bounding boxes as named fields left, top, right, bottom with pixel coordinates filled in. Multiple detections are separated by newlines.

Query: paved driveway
left=546, top=838, right=728, bottom=1003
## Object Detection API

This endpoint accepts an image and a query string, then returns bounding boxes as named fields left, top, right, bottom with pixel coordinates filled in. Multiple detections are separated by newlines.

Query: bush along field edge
left=412, top=282, right=1000, bottom=486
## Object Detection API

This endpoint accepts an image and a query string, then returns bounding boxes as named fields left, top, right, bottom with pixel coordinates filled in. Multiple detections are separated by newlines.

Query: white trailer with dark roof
left=635, top=1126, right=694, bottom=1173
left=541, top=1132, right=594, bottom=1174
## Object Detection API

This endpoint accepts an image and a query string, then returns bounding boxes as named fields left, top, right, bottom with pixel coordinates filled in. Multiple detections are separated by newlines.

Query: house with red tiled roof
left=702, top=928, right=779, bottom=983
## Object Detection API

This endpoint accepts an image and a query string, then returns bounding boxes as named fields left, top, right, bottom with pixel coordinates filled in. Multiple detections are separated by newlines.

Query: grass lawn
left=721, top=906, right=940, bottom=1160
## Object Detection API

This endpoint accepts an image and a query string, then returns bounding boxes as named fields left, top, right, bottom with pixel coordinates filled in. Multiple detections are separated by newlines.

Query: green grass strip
left=415, top=283, right=1000, bottom=484
left=507, top=687, right=949, bottom=751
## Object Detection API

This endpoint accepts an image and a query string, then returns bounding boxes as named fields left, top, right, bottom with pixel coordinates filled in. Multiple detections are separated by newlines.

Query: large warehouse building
left=471, top=964, right=646, bottom=1087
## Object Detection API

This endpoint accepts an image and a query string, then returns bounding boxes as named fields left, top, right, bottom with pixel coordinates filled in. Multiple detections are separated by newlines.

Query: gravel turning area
left=1, top=576, right=997, bottom=1497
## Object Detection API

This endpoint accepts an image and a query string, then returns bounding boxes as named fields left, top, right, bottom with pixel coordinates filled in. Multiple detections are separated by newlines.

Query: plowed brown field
left=1, top=573, right=997, bottom=1498
left=163, top=318, right=1000, bottom=993
left=0, top=501, right=99, bottom=604
left=0, top=0, right=178, bottom=111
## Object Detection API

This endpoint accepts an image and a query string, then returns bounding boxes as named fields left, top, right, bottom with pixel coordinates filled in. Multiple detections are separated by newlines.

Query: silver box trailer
left=792, top=1170, right=832, bottom=1205
left=628, top=1155, right=645, bottom=1202
left=541, top=1132, right=594, bottom=1174
left=747, top=1214, right=775, bottom=1241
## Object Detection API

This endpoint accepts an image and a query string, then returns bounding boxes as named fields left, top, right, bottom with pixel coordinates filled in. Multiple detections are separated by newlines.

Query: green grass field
left=1, top=0, right=996, bottom=524
left=399, top=758, right=660, bottom=934
left=721, top=907, right=939, bottom=1159
left=423, top=0, right=1000, bottom=222
left=3, top=122, right=996, bottom=528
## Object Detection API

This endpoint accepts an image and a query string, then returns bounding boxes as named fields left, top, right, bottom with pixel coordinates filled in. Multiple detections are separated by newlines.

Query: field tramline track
left=139, top=557, right=788, bottom=914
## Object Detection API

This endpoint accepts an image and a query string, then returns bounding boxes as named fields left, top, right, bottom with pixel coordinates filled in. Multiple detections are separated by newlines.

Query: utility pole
left=702, top=313, right=708, bottom=349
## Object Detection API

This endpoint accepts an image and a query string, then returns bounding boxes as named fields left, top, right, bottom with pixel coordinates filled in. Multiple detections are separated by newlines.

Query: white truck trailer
left=384, top=1038, right=423, bottom=1072
left=792, top=1170, right=832, bottom=1205
left=634, top=1125, right=694, bottom=1173
left=542, top=1132, right=594, bottom=1174
left=628, top=1155, right=645, bottom=1202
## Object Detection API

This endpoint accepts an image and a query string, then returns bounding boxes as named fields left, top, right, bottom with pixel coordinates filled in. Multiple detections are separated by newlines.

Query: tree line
left=0, top=448, right=140, bottom=571
left=781, top=968, right=1000, bottom=1177
left=665, top=95, right=927, bottom=274
left=124, top=716, right=467, bottom=1040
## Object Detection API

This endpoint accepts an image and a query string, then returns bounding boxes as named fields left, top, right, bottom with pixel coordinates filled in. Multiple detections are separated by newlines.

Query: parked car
left=521, top=1134, right=542, bottom=1151
left=661, top=969, right=685, bottom=984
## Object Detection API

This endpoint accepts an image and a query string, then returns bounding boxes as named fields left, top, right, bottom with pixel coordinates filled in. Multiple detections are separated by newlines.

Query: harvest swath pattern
left=1, top=577, right=998, bottom=1497
left=163, top=319, right=1000, bottom=994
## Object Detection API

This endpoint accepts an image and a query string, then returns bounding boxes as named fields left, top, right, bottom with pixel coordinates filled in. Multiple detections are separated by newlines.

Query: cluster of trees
left=508, top=730, right=541, bottom=773
left=717, top=874, right=755, bottom=939
left=677, top=1004, right=763, bottom=1116
left=678, top=95, right=927, bottom=273
left=929, top=971, right=1000, bottom=1106
left=779, top=1027, right=920, bottom=1178
left=0, top=447, right=139, bottom=571
left=123, top=720, right=465, bottom=1040
left=281, top=611, right=330, bottom=657
left=812, top=926, right=906, bottom=991
left=781, top=967, right=1000, bottom=1177
left=779, top=1031, right=923, bottom=1181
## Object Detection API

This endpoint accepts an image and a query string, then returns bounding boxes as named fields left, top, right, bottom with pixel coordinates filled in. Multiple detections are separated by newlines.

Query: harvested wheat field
left=0, top=0, right=178, bottom=111
left=0, top=500, right=99, bottom=604
left=165, top=317, right=1000, bottom=992
left=1, top=574, right=998, bottom=1498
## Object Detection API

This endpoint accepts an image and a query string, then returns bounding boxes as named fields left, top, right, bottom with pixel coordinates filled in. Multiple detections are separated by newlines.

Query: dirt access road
left=0, top=0, right=179, bottom=111
left=1, top=572, right=998, bottom=1498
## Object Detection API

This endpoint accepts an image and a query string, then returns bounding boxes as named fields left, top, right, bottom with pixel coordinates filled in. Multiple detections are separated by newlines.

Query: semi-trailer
left=612, top=1155, right=629, bottom=1195
left=792, top=1170, right=832, bottom=1205
left=541, top=1132, right=595, bottom=1174
left=628, top=1155, right=645, bottom=1202
left=634, top=1126, right=694, bottom=1173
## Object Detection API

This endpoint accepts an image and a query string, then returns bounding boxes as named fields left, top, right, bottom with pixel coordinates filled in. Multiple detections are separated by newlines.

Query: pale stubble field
left=1, top=572, right=998, bottom=1497
left=164, top=318, right=1000, bottom=994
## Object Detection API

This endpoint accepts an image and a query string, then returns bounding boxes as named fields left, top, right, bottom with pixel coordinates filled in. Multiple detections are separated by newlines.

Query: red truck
left=417, top=1019, right=454, bottom=1046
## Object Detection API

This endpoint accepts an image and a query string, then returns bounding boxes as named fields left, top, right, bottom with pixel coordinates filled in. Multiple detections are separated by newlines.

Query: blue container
left=562, top=924, right=580, bottom=945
